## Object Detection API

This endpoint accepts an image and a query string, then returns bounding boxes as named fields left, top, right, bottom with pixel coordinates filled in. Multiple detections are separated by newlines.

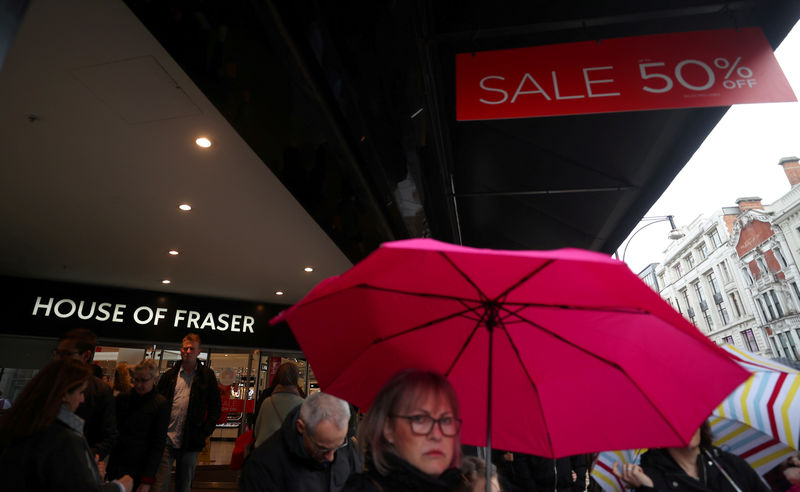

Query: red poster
left=456, top=27, right=796, bottom=121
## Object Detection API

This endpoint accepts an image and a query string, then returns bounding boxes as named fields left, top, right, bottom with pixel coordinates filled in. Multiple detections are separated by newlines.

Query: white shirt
left=167, top=365, right=195, bottom=448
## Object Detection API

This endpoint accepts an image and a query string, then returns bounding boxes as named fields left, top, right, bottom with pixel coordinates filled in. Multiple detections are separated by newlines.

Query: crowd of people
left=0, top=328, right=797, bottom=492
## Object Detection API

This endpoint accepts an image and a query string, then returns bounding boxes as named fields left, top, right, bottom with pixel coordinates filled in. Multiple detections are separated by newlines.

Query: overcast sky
left=620, top=20, right=800, bottom=274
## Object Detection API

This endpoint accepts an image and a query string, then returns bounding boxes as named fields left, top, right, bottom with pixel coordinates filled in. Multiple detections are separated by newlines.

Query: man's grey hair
left=299, top=392, right=350, bottom=433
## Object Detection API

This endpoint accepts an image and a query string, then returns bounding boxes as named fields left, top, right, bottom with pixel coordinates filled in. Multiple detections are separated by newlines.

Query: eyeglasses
left=307, top=435, right=349, bottom=456
left=132, top=377, right=153, bottom=383
left=391, top=413, right=462, bottom=437
left=52, top=349, right=79, bottom=358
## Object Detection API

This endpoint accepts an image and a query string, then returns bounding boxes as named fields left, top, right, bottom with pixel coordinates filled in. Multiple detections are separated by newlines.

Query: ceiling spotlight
left=161, top=279, right=171, bottom=285
left=179, top=203, right=192, bottom=211
left=275, top=291, right=284, bottom=296
left=304, top=267, right=314, bottom=273
left=168, top=250, right=179, bottom=256
left=195, top=137, right=213, bottom=148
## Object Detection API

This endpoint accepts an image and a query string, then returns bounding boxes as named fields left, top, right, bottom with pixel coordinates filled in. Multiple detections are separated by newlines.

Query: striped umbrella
left=591, top=345, right=800, bottom=492
left=715, top=344, right=800, bottom=451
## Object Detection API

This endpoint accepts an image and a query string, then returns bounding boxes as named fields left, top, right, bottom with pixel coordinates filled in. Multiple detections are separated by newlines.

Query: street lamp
left=621, top=215, right=685, bottom=263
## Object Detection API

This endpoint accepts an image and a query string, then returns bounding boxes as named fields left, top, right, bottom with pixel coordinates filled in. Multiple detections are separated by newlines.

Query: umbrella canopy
left=273, top=238, right=748, bottom=457
left=715, top=345, right=800, bottom=451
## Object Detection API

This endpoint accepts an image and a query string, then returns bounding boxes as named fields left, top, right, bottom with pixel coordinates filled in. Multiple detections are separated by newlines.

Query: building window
left=722, top=335, right=734, bottom=345
left=779, top=332, right=799, bottom=360
left=742, top=329, right=759, bottom=352
left=729, top=292, right=742, bottom=317
left=757, top=258, right=769, bottom=276
left=707, top=273, right=729, bottom=325
left=763, top=293, right=777, bottom=319
left=657, top=273, right=665, bottom=290
left=743, top=268, right=754, bottom=285
left=757, top=298, right=770, bottom=321
left=775, top=247, right=788, bottom=269
left=792, top=282, right=800, bottom=305
left=686, top=253, right=695, bottom=269
left=719, top=261, right=730, bottom=283
left=682, top=289, right=695, bottom=324
left=770, top=290, right=784, bottom=317
left=673, top=262, right=683, bottom=278
left=772, top=336, right=782, bottom=357
left=698, top=243, right=708, bottom=260
left=674, top=297, right=682, bottom=314
left=709, top=229, right=722, bottom=248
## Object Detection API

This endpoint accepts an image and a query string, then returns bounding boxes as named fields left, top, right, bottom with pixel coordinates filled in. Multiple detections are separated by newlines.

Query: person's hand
left=789, top=454, right=800, bottom=468
left=95, top=454, right=106, bottom=478
left=117, top=475, right=134, bottom=492
left=784, top=467, right=800, bottom=485
left=613, top=462, right=654, bottom=489
left=135, top=483, right=151, bottom=492
left=503, top=452, right=514, bottom=462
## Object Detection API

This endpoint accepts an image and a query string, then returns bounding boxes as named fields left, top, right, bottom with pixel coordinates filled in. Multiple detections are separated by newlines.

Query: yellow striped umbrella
left=715, top=345, right=800, bottom=451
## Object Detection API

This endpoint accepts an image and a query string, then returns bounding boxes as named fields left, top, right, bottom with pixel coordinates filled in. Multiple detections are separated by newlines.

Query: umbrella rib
left=494, top=259, right=555, bottom=301
left=503, top=312, right=688, bottom=445
left=498, top=302, right=649, bottom=315
left=358, top=283, right=482, bottom=304
left=497, top=320, right=557, bottom=458
left=437, top=252, right=491, bottom=302
left=443, top=310, right=487, bottom=378
left=371, top=305, right=486, bottom=345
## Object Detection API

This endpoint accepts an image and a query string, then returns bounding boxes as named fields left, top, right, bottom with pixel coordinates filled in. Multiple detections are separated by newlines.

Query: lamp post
left=620, top=215, right=685, bottom=263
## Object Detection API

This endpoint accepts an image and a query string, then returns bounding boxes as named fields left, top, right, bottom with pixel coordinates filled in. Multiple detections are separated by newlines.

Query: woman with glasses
left=0, top=358, right=133, bottom=491
left=345, top=368, right=464, bottom=491
left=106, top=359, right=169, bottom=492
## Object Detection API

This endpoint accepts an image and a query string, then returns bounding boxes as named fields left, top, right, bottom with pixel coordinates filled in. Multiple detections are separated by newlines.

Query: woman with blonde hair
left=113, top=361, right=132, bottom=397
left=0, top=358, right=133, bottom=491
left=345, top=368, right=464, bottom=491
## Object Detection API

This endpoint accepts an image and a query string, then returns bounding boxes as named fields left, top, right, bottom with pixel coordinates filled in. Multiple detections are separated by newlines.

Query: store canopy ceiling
left=1, top=0, right=799, bottom=307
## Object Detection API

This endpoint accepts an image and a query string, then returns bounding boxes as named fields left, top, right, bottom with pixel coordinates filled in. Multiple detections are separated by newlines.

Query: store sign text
left=31, top=296, right=255, bottom=333
left=456, top=27, right=796, bottom=120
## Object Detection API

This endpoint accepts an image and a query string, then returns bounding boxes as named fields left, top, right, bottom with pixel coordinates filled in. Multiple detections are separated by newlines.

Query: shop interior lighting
left=161, top=279, right=171, bottom=284
left=195, top=137, right=213, bottom=148
left=275, top=291, right=284, bottom=296
left=304, top=267, right=314, bottom=272
left=178, top=203, right=192, bottom=211
left=168, top=250, right=179, bottom=256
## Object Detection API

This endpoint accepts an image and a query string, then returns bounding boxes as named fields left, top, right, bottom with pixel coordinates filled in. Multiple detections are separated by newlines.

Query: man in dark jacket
left=107, top=358, right=170, bottom=491
left=240, top=392, right=362, bottom=492
left=525, top=454, right=588, bottom=492
left=152, top=334, right=221, bottom=492
left=52, top=328, right=118, bottom=463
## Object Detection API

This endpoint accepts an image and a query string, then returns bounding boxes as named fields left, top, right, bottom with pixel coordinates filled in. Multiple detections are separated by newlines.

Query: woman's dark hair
left=0, top=359, right=92, bottom=446
left=273, top=362, right=299, bottom=387
left=699, top=419, right=713, bottom=449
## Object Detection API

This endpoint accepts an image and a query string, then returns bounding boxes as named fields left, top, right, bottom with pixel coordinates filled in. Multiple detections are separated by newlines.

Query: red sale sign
left=456, top=28, right=796, bottom=120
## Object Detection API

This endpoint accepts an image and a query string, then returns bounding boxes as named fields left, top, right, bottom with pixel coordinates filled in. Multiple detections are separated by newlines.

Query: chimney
left=779, top=156, right=800, bottom=187
left=736, top=196, right=763, bottom=213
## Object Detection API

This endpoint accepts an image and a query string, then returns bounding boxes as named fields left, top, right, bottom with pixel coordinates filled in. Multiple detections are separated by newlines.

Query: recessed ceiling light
left=162, top=279, right=171, bottom=284
left=179, top=203, right=192, bottom=211
left=169, top=250, right=179, bottom=256
left=275, top=291, right=284, bottom=296
left=195, top=137, right=213, bottom=148
left=304, top=267, right=314, bottom=273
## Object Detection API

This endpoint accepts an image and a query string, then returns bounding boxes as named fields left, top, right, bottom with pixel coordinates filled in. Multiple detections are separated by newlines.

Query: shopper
left=344, top=368, right=464, bottom=492
left=107, top=359, right=170, bottom=492
left=241, top=391, right=362, bottom=491
left=152, top=334, right=221, bottom=492
left=52, top=328, right=118, bottom=463
left=0, top=358, right=133, bottom=492
left=113, top=361, right=133, bottom=397
left=253, top=361, right=304, bottom=447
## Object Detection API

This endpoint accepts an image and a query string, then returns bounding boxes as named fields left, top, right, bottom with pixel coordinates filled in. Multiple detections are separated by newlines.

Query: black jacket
left=637, top=447, right=771, bottom=492
left=76, top=374, right=118, bottom=460
left=0, top=412, right=120, bottom=492
left=157, top=360, right=222, bottom=452
left=343, top=453, right=463, bottom=492
left=107, top=388, right=170, bottom=485
left=240, top=406, right=362, bottom=492
left=525, top=454, right=588, bottom=492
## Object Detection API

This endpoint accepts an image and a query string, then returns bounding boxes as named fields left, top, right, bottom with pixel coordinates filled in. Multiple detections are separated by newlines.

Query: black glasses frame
left=390, top=413, right=462, bottom=437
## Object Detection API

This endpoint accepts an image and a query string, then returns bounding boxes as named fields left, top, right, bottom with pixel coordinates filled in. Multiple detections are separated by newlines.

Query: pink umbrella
left=272, top=238, right=748, bottom=459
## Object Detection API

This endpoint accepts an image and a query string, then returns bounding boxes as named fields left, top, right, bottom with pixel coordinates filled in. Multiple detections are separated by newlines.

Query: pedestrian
left=524, top=454, right=587, bottom=492
left=113, top=361, right=132, bottom=397
left=613, top=419, right=770, bottom=492
left=0, top=358, right=133, bottom=492
left=152, top=334, right=221, bottom=492
left=457, top=456, right=501, bottom=492
left=343, top=368, right=464, bottom=491
left=107, top=359, right=170, bottom=492
left=241, top=391, right=362, bottom=491
left=253, top=361, right=304, bottom=447
left=52, top=328, right=118, bottom=466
